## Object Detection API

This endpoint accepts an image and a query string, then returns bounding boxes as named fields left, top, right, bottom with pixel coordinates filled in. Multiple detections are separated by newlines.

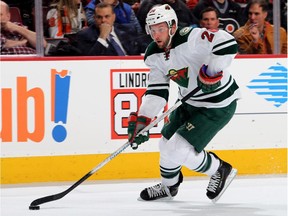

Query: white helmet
left=145, top=4, right=178, bottom=34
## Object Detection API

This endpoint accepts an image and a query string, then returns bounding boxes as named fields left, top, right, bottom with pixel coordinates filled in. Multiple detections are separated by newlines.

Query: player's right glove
left=197, top=65, right=223, bottom=93
left=127, top=112, right=151, bottom=150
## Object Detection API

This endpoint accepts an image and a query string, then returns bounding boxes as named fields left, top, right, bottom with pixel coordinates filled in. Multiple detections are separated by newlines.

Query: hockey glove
left=197, top=65, right=223, bottom=93
left=128, top=112, right=151, bottom=150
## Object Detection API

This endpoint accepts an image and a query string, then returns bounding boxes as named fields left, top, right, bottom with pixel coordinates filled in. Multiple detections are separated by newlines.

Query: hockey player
left=127, top=4, right=241, bottom=202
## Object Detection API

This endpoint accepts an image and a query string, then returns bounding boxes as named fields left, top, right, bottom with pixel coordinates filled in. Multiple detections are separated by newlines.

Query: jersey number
left=201, top=31, right=215, bottom=42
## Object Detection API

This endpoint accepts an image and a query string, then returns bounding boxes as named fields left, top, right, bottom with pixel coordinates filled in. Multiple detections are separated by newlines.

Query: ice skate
left=139, top=172, right=183, bottom=201
left=206, top=153, right=237, bottom=203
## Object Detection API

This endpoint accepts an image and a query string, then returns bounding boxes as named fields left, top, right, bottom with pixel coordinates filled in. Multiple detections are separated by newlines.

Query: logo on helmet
left=165, top=5, right=171, bottom=10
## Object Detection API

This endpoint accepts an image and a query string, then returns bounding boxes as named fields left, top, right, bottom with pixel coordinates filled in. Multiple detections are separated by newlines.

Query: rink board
left=1, top=55, right=287, bottom=184
left=1, top=148, right=287, bottom=184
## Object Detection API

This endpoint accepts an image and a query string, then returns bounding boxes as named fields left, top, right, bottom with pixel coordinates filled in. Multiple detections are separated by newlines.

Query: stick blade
left=29, top=205, right=40, bottom=210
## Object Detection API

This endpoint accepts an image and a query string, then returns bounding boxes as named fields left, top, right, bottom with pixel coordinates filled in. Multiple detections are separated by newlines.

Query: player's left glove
left=197, top=65, right=223, bottom=93
left=127, top=112, right=151, bottom=150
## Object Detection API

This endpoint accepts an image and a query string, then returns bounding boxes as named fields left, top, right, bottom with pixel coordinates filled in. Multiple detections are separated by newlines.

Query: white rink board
left=1, top=56, right=287, bottom=157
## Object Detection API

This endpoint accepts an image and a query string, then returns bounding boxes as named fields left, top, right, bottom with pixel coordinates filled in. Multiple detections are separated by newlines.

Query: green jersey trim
left=146, top=83, right=170, bottom=101
left=213, top=39, right=238, bottom=55
left=172, top=27, right=194, bottom=48
left=145, top=89, right=169, bottom=101
left=193, top=78, right=239, bottom=103
left=144, top=42, right=163, bottom=61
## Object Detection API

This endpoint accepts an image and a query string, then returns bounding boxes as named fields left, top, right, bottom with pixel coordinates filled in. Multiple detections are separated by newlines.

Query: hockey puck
left=29, top=205, right=40, bottom=210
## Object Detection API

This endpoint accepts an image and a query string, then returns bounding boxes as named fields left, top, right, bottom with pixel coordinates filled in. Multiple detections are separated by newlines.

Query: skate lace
left=207, top=171, right=221, bottom=193
left=147, top=183, right=170, bottom=198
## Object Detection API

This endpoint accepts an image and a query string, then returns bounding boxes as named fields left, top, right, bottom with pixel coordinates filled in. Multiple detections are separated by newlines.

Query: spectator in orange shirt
left=233, top=0, right=287, bottom=54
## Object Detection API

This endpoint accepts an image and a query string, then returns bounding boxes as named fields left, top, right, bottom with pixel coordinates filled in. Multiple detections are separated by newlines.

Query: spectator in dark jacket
left=85, top=0, right=142, bottom=33
left=193, top=0, right=244, bottom=34
left=75, top=2, right=150, bottom=55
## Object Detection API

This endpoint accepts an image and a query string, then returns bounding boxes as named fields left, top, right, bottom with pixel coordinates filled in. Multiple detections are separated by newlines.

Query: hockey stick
left=29, top=86, right=201, bottom=210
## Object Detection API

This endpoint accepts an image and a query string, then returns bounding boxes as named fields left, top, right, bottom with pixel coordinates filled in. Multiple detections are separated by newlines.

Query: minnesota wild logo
left=168, top=67, right=189, bottom=88
left=179, top=27, right=192, bottom=36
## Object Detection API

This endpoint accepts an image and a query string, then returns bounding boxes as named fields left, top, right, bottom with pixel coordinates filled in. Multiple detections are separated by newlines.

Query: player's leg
left=139, top=136, right=183, bottom=201
left=138, top=103, right=223, bottom=201
left=139, top=100, right=237, bottom=202
left=139, top=105, right=186, bottom=201
left=177, top=100, right=238, bottom=202
left=153, top=104, right=195, bottom=200
left=139, top=103, right=215, bottom=201
left=139, top=132, right=225, bottom=201
left=205, top=152, right=237, bottom=203
left=180, top=135, right=237, bottom=202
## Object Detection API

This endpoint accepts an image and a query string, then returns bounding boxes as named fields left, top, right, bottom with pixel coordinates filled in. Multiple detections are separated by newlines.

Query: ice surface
left=1, top=175, right=287, bottom=216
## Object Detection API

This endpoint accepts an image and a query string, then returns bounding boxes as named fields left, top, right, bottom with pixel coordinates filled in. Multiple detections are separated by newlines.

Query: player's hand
left=127, top=112, right=151, bottom=150
left=197, top=65, right=223, bottom=93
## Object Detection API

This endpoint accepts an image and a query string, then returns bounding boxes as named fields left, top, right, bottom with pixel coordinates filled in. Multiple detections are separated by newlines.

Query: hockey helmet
left=145, top=4, right=178, bottom=34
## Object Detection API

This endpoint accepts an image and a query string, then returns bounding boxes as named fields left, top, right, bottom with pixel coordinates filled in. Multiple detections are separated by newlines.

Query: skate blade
left=137, top=196, right=174, bottom=202
left=212, top=168, right=238, bottom=203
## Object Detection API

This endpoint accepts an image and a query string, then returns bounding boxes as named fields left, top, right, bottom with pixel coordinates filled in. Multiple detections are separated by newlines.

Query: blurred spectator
left=280, top=0, right=287, bottom=31
left=85, top=0, right=142, bottom=34
left=265, top=0, right=287, bottom=31
left=47, top=0, right=87, bottom=38
left=233, top=0, right=247, bottom=18
left=186, top=0, right=199, bottom=10
left=121, top=0, right=142, bottom=14
left=82, top=0, right=92, bottom=7
left=4, top=0, right=34, bottom=30
left=233, top=0, right=248, bottom=7
left=43, top=0, right=53, bottom=7
left=124, top=0, right=141, bottom=14
left=123, top=0, right=139, bottom=5
left=131, top=1, right=140, bottom=14
left=0, top=0, right=47, bottom=55
left=233, top=0, right=287, bottom=54
left=72, top=2, right=150, bottom=55
left=193, top=0, right=244, bottom=34
left=233, top=0, right=247, bottom=2
left=199, top=6, right=219, bottom=30
left=136, top=0, right=199, bottom=32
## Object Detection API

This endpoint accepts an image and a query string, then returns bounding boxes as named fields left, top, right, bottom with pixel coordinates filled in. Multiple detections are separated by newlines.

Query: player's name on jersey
left=112, top=72, right=148, bottom=89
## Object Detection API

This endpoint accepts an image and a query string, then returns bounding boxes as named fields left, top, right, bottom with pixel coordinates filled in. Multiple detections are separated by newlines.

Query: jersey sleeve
left=208, top=29, right=238, bottom=75
left=144, top=43, right=170, bottom=102
left=140, top=44, right=170, bottom=118
left=190, top=28, right=238, bottom=76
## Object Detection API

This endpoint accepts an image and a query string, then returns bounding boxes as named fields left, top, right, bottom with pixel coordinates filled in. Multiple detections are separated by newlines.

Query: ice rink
left=1, top=175, right=287, bottom=216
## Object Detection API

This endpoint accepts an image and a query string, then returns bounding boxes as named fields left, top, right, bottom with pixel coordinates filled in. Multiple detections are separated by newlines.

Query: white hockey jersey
left=143, top=27, right=241, bottom=111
